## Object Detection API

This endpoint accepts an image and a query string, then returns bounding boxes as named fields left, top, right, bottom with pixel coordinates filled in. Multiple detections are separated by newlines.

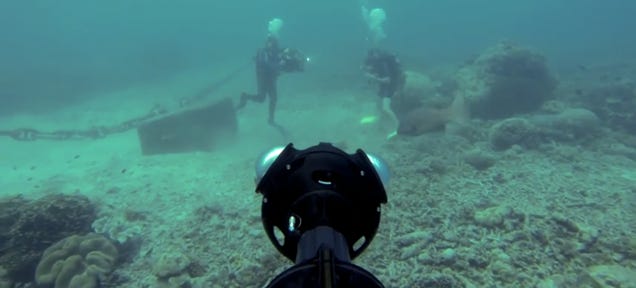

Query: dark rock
left=489, top=118, right=539, bottom=150
left=579, top=82, right=636, bottom=133
left=458, top=43, right=558, bottom=119
left=463, top=150, right=497, bottom=170
left=0, top=194, right=96, bottom=283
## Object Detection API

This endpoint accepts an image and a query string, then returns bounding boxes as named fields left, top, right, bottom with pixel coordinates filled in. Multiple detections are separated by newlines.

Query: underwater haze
left=1, top=1, right=636, bottom=287
left=2, top=0, right=635, bottom=114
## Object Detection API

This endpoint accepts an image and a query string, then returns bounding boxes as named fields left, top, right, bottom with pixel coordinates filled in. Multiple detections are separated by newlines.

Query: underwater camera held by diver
left=279, top=48, right=308, bottom=73
left=254, top=142, right=389, bottom=287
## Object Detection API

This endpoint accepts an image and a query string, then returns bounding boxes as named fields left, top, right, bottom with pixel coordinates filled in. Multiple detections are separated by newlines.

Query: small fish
left=397, top=96, right=468, bottom=136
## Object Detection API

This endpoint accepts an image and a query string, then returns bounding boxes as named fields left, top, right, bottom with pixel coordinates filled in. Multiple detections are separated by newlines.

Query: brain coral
left=35, top=233, right=118, bottom=288
left=0, top=194, right=96, bottom=283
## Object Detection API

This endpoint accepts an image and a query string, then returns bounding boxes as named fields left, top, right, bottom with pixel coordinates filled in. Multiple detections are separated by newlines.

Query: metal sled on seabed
left=136, top=97, right=237, bottom=155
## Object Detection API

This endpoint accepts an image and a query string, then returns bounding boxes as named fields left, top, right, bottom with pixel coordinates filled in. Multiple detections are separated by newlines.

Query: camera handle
left=265, top=226, right=384, bottom=288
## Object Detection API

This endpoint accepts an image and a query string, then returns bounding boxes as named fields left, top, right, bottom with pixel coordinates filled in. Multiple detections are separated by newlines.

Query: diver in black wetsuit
left=236, top=36, right=305, bottom=130
left=362, top=48, right=405, bottom=100
left=362, top=48, right=405, bottom=137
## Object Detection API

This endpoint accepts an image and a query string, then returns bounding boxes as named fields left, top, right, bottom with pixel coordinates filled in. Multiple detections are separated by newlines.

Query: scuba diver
left=361, top=48, right=406, bottom=138
left=236, top=35, right=306, bottom=135
left=362, top=48, right=405, bottom=105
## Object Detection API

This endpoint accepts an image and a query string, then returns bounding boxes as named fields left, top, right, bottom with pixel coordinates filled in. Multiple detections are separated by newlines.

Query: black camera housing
left=256, top=143, right=387, bottom=287
left=279, top=48, right=307, bottom=73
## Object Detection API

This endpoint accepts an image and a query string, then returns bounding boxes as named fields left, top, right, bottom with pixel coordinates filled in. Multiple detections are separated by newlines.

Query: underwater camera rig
left=279, top=48, right=308, bottom=73
left=255, top=143, right=389, bottom=287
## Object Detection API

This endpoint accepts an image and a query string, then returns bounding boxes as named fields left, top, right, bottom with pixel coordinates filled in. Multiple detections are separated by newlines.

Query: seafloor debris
left=387, top=201, right=635, bottom=287
left=579, top=81, right=636, bottom=134
left=489, top=108, right=601, bottom=151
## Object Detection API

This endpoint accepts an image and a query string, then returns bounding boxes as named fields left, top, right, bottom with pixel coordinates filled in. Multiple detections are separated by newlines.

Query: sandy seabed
left=1, top=66, right=635, bottom=288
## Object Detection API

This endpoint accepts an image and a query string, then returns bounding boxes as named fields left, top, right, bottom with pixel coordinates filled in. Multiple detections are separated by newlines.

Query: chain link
left=0, top=105, right=169, bottom=142
left=1, top=61, right=249, bottom=142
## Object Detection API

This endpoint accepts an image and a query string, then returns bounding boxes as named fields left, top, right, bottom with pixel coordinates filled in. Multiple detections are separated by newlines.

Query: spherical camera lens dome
left=255, top=146, right=285, bottom=181
left=365, top=153, right=390, bottom=186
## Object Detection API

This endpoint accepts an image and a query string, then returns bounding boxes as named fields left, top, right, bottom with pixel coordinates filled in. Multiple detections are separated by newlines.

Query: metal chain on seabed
left=0, top=61, right=251, bottom=142
left=0, top=105, right=168, bottom=141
